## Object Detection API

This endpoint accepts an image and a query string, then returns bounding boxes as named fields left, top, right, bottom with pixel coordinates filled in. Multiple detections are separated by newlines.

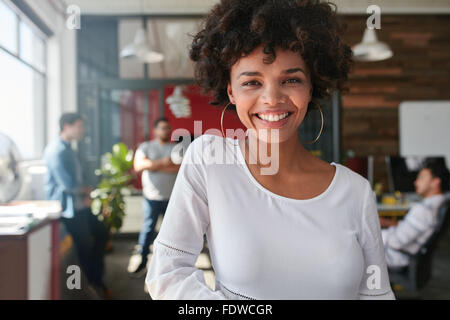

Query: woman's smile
left=252, top=110, right=295, bottom=129
left=226, top=45, right=312, bottom=142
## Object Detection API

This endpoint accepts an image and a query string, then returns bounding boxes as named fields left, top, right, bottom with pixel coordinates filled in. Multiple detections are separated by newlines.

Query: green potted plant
left=90, top=143, right=135, bottom=236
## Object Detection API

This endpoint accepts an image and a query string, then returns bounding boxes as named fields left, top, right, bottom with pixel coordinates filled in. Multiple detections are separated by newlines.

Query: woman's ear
left=227, top=83, right=235, bottom=104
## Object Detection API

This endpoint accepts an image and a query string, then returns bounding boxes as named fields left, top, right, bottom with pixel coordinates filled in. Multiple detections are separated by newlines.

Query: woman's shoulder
left=188, top=133, right=224, bottom=152
left=184, top=133, right=231, bottom=164
left=190, top=133, right=222, bottom=144
left=333, top=162, right=372, bottom=194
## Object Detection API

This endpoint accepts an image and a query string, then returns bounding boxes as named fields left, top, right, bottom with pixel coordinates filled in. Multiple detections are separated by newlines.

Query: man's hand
left=160, top=162, right=181, bottom=173
left=161, top=157, right=173, bottom=166
left=82, top=195, right=92, bottom=208
left=134, top=153, right=175, bottom=172
left=80, top=186, right=94, bottom=208
left=81, top=186, right=94, bottom=195
left=134, top=152, right=182, bottom=173
left=379, top=217, right=397, bottom=228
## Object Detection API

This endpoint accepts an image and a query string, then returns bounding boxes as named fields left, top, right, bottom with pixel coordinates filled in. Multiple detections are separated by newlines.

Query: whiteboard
left=399, top=101, right=450, bottom=166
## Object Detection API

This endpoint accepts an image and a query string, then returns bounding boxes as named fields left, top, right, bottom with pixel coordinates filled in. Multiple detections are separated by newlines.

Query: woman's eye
left=242, top=80, right=260, bottom=86
left=284, top=78, right=302, bottom=84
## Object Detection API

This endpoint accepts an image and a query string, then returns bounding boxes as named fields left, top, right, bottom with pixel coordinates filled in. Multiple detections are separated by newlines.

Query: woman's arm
left=358, top=181, right=396, bottom=300
left=145, top=135, right=227, bottom=300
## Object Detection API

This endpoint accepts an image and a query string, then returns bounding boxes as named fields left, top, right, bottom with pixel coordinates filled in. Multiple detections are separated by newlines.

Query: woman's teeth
left=257, top=112, right=290, bottom=122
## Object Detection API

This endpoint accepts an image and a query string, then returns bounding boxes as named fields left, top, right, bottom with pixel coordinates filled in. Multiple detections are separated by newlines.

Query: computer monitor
left=386, top=156, right=448, bottom=193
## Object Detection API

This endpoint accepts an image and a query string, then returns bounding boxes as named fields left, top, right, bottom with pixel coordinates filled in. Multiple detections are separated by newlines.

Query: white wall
left=399, top=101, right=450, bottom=167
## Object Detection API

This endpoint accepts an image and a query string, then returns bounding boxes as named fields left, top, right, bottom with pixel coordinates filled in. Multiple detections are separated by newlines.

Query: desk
left=378, top=203, right=410, bottom=214
left=377, top=204, right=414, bottom=229
left=0, top=201, right=61, bottom=299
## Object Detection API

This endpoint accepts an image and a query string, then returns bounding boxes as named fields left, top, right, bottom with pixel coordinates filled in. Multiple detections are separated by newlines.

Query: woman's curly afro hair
left=189, top=0, right=353, bottom=112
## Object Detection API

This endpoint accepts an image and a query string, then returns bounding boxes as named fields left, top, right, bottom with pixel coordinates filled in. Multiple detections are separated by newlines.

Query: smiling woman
left=226, top=46, right=313, bottom=143
left=189, top=0, right=352, bottom=113
left=145, top=0, right=396, bottom=300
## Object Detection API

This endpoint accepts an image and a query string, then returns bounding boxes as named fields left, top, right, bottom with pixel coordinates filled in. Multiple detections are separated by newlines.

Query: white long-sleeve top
left=381, top=194, right=446, bottom=267
left=146, top=133, right=395, bottom=300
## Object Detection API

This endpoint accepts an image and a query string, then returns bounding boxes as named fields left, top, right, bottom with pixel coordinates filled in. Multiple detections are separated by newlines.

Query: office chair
left=388, top=198, right=450, bottom=293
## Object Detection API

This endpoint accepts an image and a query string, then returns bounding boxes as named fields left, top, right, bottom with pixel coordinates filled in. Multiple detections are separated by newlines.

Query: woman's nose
left=260, top=84, right=286, bottom=106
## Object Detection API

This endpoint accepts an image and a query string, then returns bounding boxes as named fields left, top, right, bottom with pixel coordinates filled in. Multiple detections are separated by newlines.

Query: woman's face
left=227, top=45, right=313, bottom=143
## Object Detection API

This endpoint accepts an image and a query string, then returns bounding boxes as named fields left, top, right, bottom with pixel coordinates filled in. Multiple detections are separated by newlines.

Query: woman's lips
left=252, top=112, right=293, bottom=129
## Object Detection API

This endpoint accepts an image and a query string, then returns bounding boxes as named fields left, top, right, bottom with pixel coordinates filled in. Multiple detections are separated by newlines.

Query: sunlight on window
left=20, top=20, right=46, bottom=72
left=0, top=0, right=17, bottom=54
left=0, top=1, right=46, bottom=160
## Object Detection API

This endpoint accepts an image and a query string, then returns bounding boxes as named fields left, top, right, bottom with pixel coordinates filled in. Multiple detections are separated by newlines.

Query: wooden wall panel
left=339, top=15, right=450, bottom=188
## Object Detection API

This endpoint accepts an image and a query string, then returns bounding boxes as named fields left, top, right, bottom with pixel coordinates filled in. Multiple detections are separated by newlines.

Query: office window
left=20, top=20, right=46, bottom=72
left=0, top=0, right=18, bottom=54
left=0, top=0, right=46, bottom=160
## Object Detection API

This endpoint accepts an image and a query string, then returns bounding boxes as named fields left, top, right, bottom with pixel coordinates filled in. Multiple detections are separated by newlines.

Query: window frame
left=0, top=0, right=48, bottom=160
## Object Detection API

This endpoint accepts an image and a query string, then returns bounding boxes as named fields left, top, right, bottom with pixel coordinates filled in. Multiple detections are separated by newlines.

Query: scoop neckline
left=228, top=136, right=340, bottom=204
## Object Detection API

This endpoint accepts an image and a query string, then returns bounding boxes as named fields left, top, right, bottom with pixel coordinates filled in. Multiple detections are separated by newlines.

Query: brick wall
left=339, top=15, right=450, bottom=189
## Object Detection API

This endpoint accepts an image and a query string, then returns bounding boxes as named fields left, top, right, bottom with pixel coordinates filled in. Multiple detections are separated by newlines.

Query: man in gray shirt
left=129, top=117, right=180, bottom=275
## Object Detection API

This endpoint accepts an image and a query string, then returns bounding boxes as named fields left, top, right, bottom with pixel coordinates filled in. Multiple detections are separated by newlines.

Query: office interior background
left=0, top=0, right=450, bottom=300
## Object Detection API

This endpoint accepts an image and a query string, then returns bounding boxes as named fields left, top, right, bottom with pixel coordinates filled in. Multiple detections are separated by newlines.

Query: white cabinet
left=28, top=224, right=52, bottom=299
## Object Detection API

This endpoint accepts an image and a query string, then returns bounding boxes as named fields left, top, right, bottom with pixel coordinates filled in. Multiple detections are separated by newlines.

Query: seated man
left=379, top=158, right=449, bottom=268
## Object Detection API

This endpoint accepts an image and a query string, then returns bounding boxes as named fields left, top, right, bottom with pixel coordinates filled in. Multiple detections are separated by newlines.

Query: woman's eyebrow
left=283, top=67, right=306, bottom=75
left=237, top=67, right=306, bottom=79
left=237, top=71, right=261, bottom=79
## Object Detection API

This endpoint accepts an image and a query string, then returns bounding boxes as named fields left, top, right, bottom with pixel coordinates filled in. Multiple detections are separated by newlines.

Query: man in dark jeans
left=129, top=117, right=180, bottom=276
left=43, top=113, right=110, bottom=299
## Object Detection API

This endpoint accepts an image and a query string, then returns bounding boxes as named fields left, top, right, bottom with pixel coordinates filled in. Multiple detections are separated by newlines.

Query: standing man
left=43, top=113, right=110, bottom=298
left=380, top=158, right=449, bottom=268
left=128, top=117, right=180, bottom=276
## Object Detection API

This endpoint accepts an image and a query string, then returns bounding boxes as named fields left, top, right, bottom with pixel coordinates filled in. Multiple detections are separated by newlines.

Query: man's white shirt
left=381, top=194, right=446, bottom=267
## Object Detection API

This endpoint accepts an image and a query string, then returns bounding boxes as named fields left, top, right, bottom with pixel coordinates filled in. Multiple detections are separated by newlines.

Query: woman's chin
left=247, top=127, right=293, bottom=144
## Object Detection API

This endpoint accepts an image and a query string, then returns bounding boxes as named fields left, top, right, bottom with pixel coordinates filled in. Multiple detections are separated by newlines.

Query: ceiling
left=68, top=0, right=450, bottom=15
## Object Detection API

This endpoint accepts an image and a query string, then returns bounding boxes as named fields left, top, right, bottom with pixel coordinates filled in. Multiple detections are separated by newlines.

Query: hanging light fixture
left=166, top=86, right=191, bottom=118
left=120, top=26, right=164, bottom=64
left=120, top=0, right=164, bottom=64
left=352, top=28, right=393, bottom=62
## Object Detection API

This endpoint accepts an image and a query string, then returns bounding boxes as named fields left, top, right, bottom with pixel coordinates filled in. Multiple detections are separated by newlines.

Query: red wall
left=122, top=84, right=246, bottom=190
left=163, top=84, right=246, bottom=138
